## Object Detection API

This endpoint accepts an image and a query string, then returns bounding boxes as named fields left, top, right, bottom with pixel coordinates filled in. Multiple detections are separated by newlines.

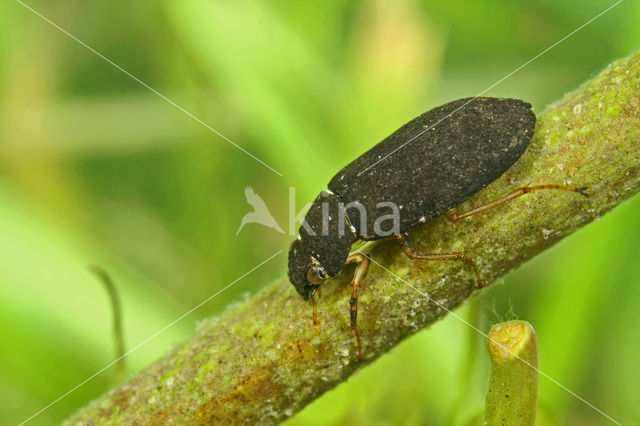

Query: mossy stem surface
left=65, top=50, right=640, bottom=425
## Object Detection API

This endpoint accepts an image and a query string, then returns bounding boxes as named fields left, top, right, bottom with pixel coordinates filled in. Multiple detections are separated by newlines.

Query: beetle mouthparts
left=303, top=284, right=319, bottom=300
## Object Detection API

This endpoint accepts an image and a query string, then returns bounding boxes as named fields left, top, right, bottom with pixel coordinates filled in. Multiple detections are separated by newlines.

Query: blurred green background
left=1, top=0, right=639, bottom=424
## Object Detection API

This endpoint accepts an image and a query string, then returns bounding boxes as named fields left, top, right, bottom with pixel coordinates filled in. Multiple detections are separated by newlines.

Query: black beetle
left=288, top=97, right=586, bottom=359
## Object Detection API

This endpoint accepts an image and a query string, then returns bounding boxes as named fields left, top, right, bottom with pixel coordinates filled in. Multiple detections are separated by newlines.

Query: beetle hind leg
left=445, top=184, right=588, bottom=222
left=345, top=252, right=370, bottom=360
left=397, top=234, right=485, bottom=288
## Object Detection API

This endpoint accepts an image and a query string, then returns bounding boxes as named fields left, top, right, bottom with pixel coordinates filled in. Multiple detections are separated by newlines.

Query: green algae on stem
left=65, top=49, right=640, bottom=425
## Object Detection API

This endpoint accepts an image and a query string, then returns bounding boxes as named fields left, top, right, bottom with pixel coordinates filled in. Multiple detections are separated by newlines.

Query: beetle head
left=287, top=190, right=357, bottom=299
left=288, top=239, right=327, bottom=299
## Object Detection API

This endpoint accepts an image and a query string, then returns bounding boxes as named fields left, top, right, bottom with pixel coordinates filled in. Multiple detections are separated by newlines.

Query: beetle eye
left=306, top=263, right=328, bottom=285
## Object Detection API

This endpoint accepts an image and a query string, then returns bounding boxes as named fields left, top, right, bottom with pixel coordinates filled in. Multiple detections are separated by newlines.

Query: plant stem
left=65, top=49, right=640, bottom=425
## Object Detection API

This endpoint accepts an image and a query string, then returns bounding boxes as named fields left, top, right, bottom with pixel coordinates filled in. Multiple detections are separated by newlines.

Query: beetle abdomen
left=328, top=97, right=536, bottom=240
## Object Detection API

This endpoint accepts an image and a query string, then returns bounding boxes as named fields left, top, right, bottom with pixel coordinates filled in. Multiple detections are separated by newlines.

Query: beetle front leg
left=345, top=252, right=370, bottom=360
left=311, top=291, right=320, bottom=325
left=397, top=234, right=485, bottom=288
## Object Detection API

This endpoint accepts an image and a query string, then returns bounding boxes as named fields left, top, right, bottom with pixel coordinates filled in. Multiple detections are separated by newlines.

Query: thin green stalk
left=90, top=266, right=126, bottom=385
left=485, top=320, right=539, bottom=426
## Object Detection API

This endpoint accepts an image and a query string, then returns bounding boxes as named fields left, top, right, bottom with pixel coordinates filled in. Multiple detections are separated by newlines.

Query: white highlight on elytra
left=356, top=0, right=625, bottom=177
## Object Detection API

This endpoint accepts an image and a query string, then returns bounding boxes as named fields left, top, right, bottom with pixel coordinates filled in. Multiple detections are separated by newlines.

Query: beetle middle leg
left=445, top=184, right=588, bottom=222
left=345, top=252, right=370, bottom=360
left=397, top=233, right=485, bottom=288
